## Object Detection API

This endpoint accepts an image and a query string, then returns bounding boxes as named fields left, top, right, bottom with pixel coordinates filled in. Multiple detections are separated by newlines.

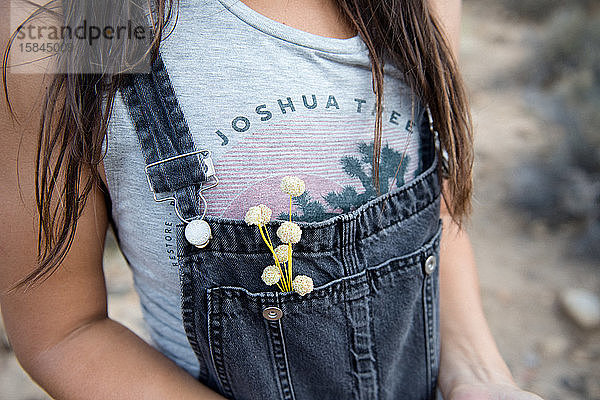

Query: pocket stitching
left=422, top=253, right=441, bottom=398
left=205, top=223, right=443, bottom=311
left=206, top=291, right=236, bottom=398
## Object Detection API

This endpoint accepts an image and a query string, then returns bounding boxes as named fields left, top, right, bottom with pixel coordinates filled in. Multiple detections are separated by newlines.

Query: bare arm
left=0, top=23, right=225, bottom=400
left=429, top=0, right=543, bottom=398
left=437, top=200, right=543, bottom=399
left=437, top=207, right=516, bottom=397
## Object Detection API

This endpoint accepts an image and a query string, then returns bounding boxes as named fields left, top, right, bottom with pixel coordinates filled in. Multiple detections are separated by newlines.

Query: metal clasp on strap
left=143, top=150, right=219, bottom=223
left=425, top=106, right=449, bottom=177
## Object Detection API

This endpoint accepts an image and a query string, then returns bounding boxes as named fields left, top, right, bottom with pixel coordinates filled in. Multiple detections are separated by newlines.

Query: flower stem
left=287, top=244, right=292, bottom=289
left=264, top=224, right=274, bottom=248
left=287, top=196, right=293, bottom=289
left=263, top=227, right=288, bottom=290
left=275, top=277, right=285, bottom=292
left=259, top=224, right=288, bottom=292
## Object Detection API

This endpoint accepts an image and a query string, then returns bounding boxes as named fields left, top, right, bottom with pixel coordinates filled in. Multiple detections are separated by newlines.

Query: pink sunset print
left=201, top=106, right=419, bottom=220
left=221, top=174, right=344, bottom=219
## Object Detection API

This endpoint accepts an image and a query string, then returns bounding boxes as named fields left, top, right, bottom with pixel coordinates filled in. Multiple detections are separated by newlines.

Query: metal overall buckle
left=144, top=150, right=219, bottom=248
left=426, top=106, right=449, bottom=178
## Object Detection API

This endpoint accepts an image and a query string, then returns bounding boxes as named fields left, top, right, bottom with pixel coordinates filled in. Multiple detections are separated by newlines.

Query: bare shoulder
left=429, top=0, right=463, bottom=54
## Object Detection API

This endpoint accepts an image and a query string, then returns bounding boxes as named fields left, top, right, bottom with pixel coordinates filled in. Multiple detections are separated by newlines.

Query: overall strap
left=119, top=53, right=215, bottom=222
left=424, top=106, right=449, bottom=179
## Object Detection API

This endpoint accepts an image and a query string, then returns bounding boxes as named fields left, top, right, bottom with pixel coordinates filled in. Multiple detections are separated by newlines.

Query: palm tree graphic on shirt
left=278, top=141, right=411, bottom=222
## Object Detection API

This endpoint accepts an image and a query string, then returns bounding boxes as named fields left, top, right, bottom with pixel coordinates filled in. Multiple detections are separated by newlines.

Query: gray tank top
left=104, top=0, right=424, bottom=377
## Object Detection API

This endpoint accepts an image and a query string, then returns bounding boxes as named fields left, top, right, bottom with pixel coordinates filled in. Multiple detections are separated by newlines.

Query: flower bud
left=280, top=176, right=305, bottom=197
left=274, top=244, right=290, bottom=262
left=292, top=275, right=314, bottom=296
left=261, top=265, right=281, bottom=286
left=277, top=221, right=302, bottom=244
left=245, top=204, right=272, bottom=225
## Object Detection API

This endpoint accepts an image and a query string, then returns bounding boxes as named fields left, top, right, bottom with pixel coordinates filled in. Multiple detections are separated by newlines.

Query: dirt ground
left=1, top=3, right=598, bottom=399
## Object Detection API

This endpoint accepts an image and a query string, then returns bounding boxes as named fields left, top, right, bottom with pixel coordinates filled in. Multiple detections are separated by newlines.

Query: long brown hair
left=3, top=0, right=473, bottom=287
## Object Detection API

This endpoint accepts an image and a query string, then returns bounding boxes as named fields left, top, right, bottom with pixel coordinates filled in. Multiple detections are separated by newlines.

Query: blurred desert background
left=1, top=0, right=599, bottom=399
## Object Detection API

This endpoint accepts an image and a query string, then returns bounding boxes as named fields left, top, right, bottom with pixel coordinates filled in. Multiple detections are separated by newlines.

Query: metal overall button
left=185, top=219, right=212, bottom=248
left=424, top=255, right=437, bottom=275
left=262, top=306, right=283, bottom=321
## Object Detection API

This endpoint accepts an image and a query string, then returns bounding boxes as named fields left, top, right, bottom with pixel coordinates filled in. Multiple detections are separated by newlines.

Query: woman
left=1, top=0, right=543, bottom=399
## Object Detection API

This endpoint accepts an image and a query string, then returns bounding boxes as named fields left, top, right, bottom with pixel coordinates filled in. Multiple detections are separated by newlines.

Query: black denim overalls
left=120, top=54, right=442, bottom=400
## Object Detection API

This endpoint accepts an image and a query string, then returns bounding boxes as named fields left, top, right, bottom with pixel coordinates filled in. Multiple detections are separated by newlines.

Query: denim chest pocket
left=190, top=221, right=442, bottom=400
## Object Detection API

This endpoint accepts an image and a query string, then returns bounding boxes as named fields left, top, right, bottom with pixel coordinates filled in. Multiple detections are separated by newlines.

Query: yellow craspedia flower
left=292, top=275, right=314, bottom=296
left=280, top=176, right=305, bottom=197
left=276, top=221, right=302, bottom=244
left=274, top=244, right=290, bottom=262
left=244, top=207, right=261, bottom=225
left=256, top=204, right=272, bottom=224
left=245, top=204, right=272, bottom=225
left=261, top=265, right=281, bottom=286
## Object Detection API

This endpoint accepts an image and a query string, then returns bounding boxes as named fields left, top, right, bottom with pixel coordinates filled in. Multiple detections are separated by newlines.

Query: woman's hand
left=448, top=383, right=544, bottom=400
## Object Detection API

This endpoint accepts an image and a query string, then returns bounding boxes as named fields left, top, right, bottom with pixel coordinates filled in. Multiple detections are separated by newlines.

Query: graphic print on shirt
left=279, top=141, right=412, bottom=222
left=200, top=92, right=420, bottom=221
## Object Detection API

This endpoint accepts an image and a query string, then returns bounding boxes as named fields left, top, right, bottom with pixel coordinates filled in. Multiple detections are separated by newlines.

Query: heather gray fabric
left=104, top=0, right=424, bottom=378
